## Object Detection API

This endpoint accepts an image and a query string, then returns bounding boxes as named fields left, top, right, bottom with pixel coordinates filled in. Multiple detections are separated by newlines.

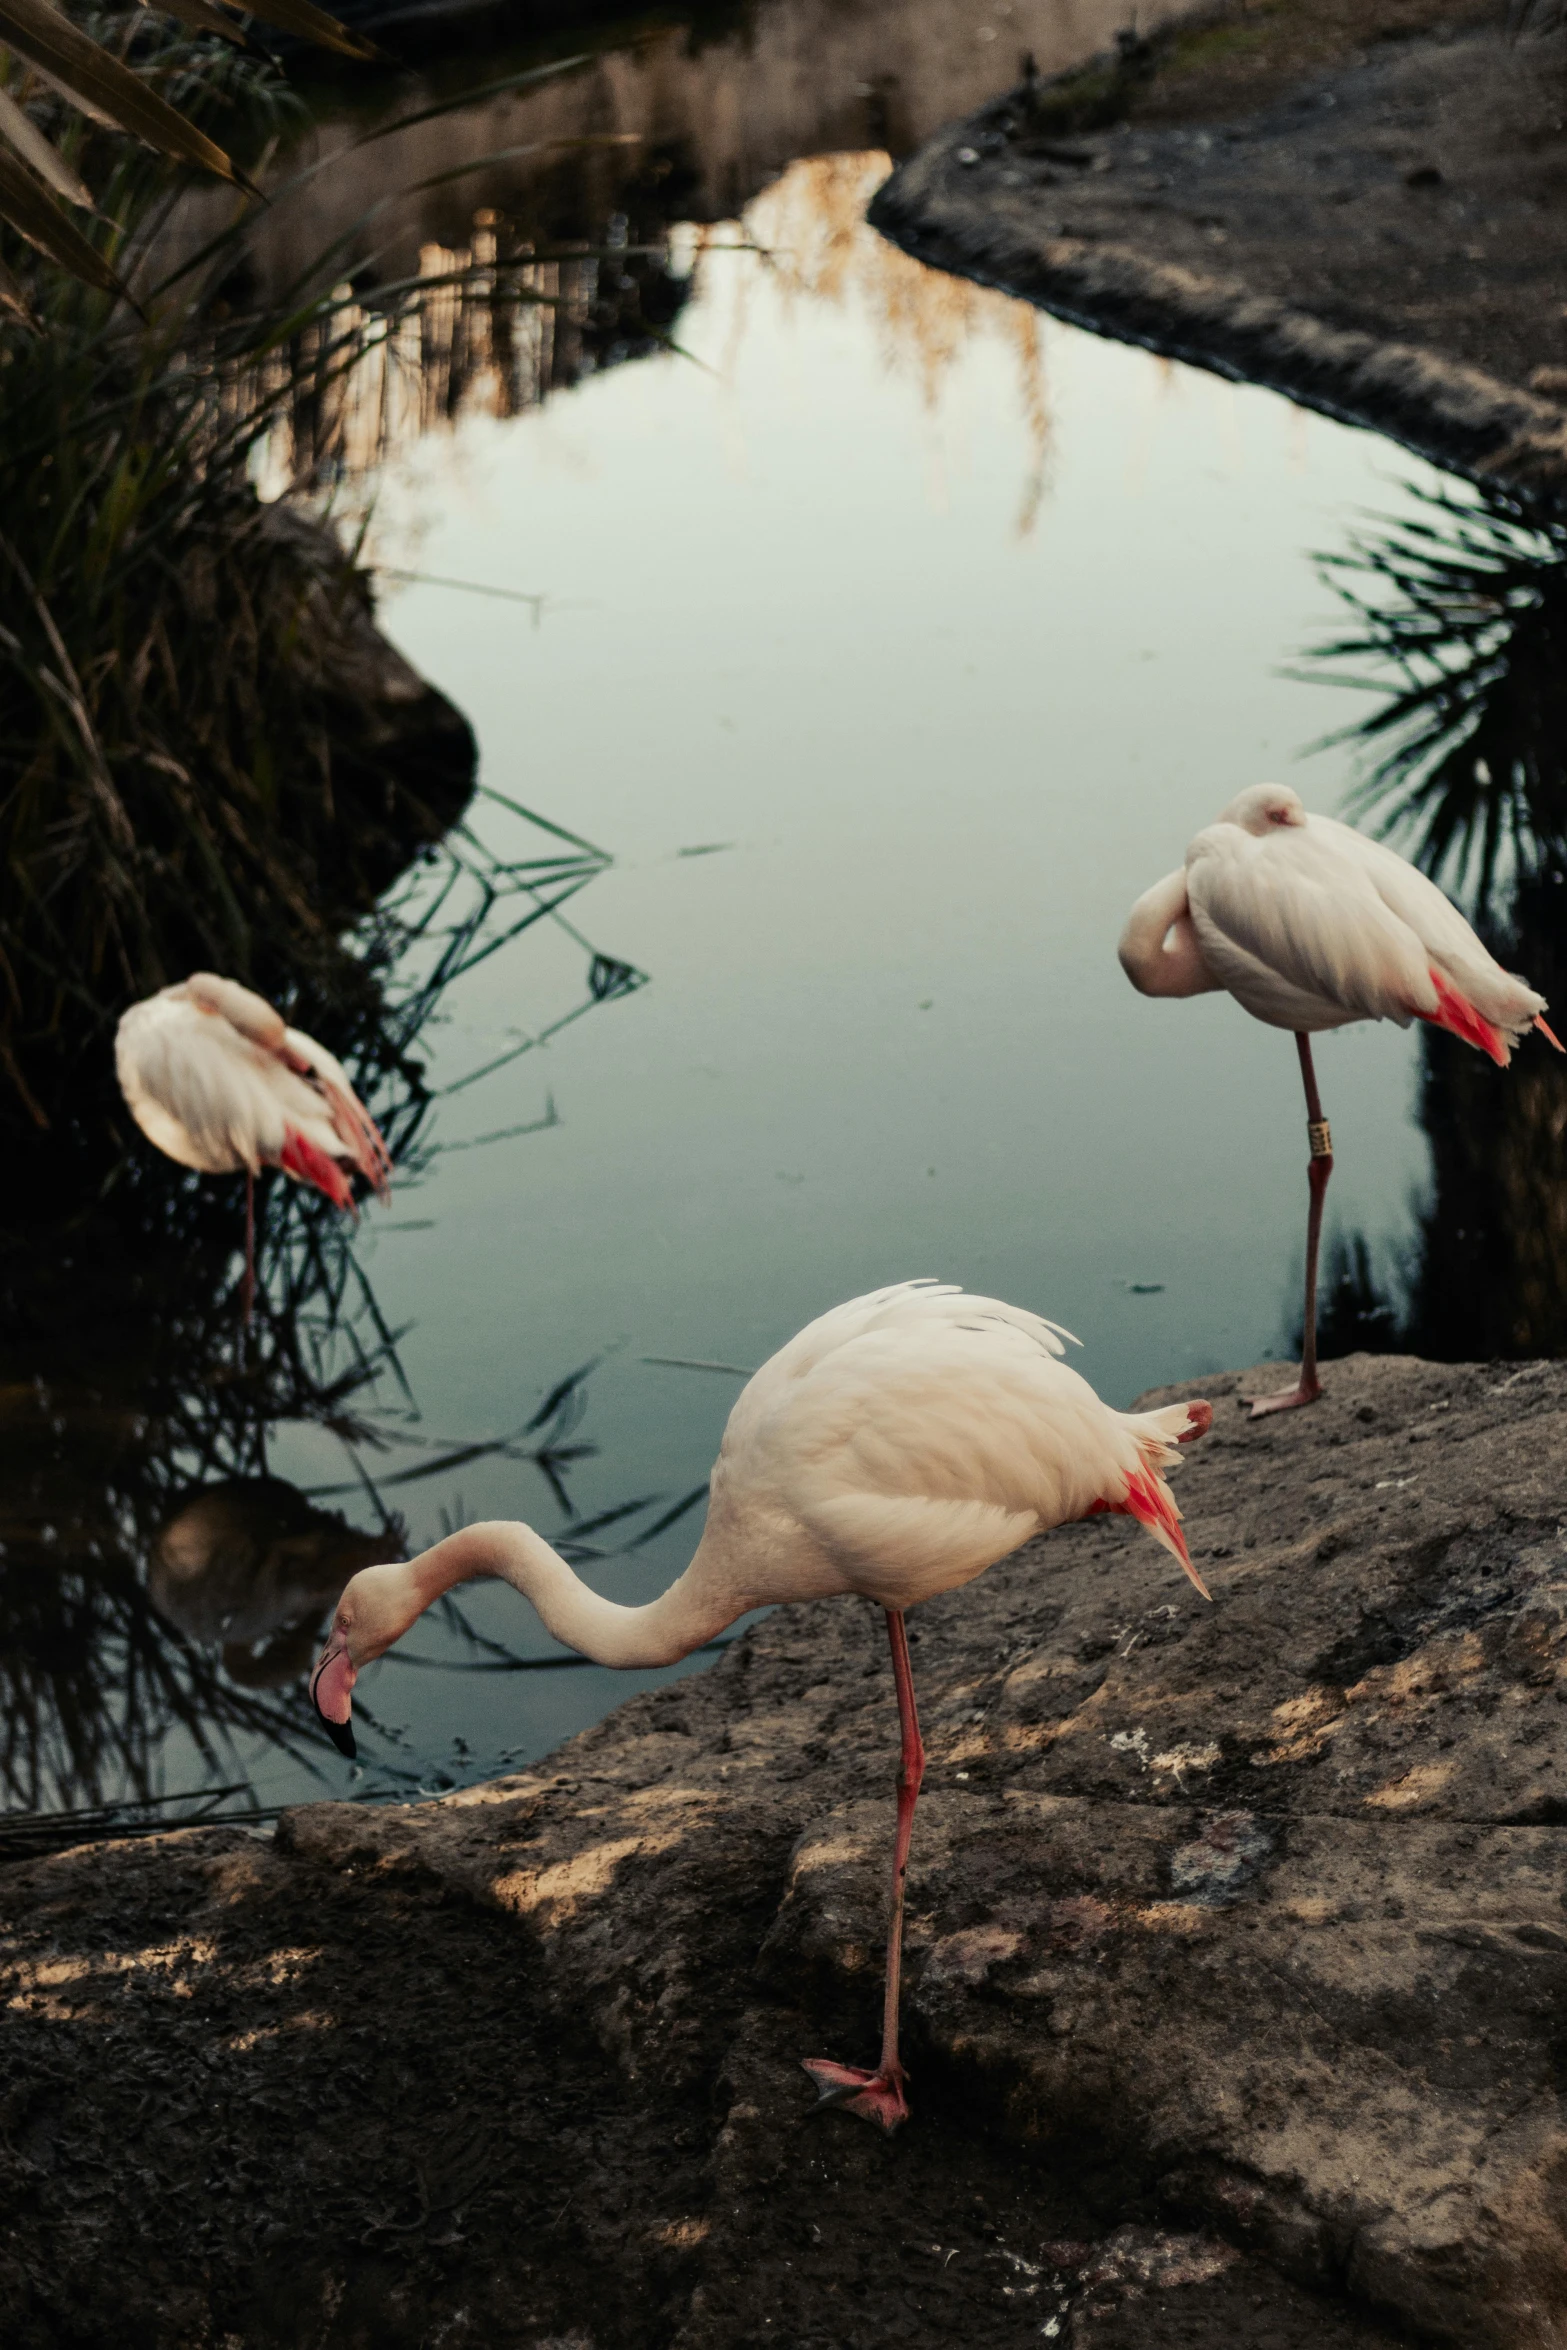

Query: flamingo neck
left=405, top=1520, right=737, bottom=1668
left=1118, top=869, right=1221, bottom=1000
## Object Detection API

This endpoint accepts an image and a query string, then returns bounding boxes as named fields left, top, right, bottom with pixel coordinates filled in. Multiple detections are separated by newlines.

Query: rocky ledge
left=5, top=1350, right=1567, bottom=2348
left=869, top=5, right=1567, bottom=501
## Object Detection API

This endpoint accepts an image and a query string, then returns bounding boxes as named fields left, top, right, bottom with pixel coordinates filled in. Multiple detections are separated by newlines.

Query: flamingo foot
left=801, top=2057, right=910, bottom=2132
left=1247, top=1375, right=1323, bottom=1419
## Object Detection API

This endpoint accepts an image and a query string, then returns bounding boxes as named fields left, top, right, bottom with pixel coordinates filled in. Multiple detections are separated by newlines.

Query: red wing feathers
left=280, top=1126, right=355, bottom=1210
left=1421, top=968, right=1509, bottom=1067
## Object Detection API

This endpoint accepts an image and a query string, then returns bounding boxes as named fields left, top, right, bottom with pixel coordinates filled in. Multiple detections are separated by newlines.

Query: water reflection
left=0, top=780, right=642, bottom=1814
left=249, top=148, right=1053, bottom=530
left=1309, top=488, right=1567, bottom=1361
left=246, top=211, right=693, bottom=495
left=1319, top=485, right=1567, bottom=915
left=217, top=0, right=1189, bottom=301
left=150, top=1480, right=398, bottom=1689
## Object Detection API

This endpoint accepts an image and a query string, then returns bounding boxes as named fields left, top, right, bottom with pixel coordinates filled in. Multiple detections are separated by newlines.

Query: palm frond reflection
left=1308, top=485, right=1567, bottom=918
left=1301, top=484, right=1567, bottom=1364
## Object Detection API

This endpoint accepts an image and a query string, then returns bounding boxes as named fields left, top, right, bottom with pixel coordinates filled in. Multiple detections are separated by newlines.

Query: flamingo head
left=309, top=1561, right=424, bottom=1760
left=1219, top=782, right=1306, bottom=836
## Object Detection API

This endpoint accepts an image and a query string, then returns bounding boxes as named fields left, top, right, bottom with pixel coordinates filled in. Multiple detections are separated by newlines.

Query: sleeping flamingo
left=116, top=972, right=392, bottom=1317
left=311, top=1278, right=1212, bottom=2131
left=1119, top=783, right=1560, bottom=1416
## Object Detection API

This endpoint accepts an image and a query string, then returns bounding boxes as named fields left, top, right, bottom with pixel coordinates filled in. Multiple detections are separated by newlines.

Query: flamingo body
left=1118, top=784, right=1557, bottom=1414
left=311, top=1279, right=1212, bottom=2131
left=699, top=1282, right=1208, bottom=1612
left=115, top=973, right=391, bottom=1208
left=1120, top=783, right=1546, bottom=1055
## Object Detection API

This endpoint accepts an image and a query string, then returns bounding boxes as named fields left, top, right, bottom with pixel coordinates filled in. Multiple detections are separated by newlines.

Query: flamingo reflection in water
left=152, top=1478, right=400, bottom=1690
left=311, top=1279, right=1212, bottom=2130
left=115, top=972, right=392, bottom=1318
left=1120, top=784, right=1562, bottom=1417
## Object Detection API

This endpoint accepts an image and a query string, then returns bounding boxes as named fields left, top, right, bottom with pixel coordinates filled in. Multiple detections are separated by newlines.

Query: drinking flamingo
left=310, top=1278, right=1212, bottom=2131
left=116, top=972, right=392, bottom=1317
left=1119, top=783, right=1560, bottom=1417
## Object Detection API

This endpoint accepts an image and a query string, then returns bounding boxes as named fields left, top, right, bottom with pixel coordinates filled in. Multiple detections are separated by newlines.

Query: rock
left=4, top=1351, right=1567, bottom=2344
left=866, top=13, right=1567, bottom=504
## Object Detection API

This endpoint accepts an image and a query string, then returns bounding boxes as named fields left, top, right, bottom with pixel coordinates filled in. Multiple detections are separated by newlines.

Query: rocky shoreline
left=5, top=1348, right=1567, bottom=2346
left=869, top=4, right=1567, bottom=501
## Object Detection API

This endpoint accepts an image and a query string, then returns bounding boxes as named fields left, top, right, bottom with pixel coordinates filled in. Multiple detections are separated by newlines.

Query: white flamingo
left=116, top=972, right=392, bottom=1315
left=310, top=1279, right=1212, bottom=2130
left=1119, top=783, right=1560, bottom=1416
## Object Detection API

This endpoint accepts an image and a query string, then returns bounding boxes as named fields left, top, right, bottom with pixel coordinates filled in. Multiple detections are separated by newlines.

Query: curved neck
left=406, top=1520, right=738, bottom=1669
left=1118, top=869, right=1221, bottom=999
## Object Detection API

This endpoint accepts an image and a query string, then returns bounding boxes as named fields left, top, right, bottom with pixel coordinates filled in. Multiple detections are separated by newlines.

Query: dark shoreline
left=6, top=1348, right=1567, bottom=2347
left=869, top=11, right=1567, bottom=504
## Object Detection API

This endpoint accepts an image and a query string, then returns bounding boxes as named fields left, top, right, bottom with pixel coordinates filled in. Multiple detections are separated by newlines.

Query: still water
left=234, top=152, right=1450, bottom=1813
left=10, top=34, right=1493, bottom=1825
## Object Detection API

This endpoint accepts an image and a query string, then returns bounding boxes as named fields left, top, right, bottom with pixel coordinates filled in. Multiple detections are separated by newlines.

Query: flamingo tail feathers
left=280, top=1127, right=355, bottom=1210
left=279, top=1034, right=393, bottom=1201
left=1421, top=969, right=1509, bottom=1067
left=1120, top=1467, right=1212, bottom=1601
left=315, top=1071, right=394, bottom=1201
left=1536, top=1016, right=1564, bottom=1054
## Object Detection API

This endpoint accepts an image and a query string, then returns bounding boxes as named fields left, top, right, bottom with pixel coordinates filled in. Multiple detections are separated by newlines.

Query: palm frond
left=1301, top=484, right=1567, bottom=917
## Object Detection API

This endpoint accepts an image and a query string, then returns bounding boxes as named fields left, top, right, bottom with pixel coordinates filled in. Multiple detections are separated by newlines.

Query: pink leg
left=1250, top=1033, right=1332, bottom=1418
left=802, top=1607, right=925, bottom=2132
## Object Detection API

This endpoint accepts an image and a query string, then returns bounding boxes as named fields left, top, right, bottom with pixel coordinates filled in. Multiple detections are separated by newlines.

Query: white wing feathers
left=1184, top=813, right=1545, bottom=1043
left=115, top=977, right=391, bottom=1201
left=1317, top=820, right=1544, bottom=1038
left=712, top=1282, right=1189, bottom=1611
left=1186, top=820, right=1434, bottom=1030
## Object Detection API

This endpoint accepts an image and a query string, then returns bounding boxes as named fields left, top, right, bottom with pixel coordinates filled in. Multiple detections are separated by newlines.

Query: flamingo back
left=702, top=1282, right=1202, bottom=1612
left=115, top=980, right=391, bottom=1200
left=1182, top=790, right=1546, bottom=1051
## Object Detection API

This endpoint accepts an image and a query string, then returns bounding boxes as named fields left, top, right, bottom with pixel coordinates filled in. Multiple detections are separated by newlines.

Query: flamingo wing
left=280, top=1025, right=393, bottom=1202
left=1185, top=820, right=1436, bottom=1031
left=717, top=1283, right=1155, bottom=1611
left=116, top=980, right=392, bottom=1205
left=1316, top=819, right=1546, bottom=1045
left=116, top=991, right=291, bottom=1176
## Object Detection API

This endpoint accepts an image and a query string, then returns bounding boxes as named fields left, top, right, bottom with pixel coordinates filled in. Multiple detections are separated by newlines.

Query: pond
left=6, top=0, right=1562, bottom=1837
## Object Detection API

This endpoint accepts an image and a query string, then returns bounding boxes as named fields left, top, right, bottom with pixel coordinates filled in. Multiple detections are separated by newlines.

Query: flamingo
left=310, top=1279, right=1212, bottom=2131
left=1119, top=783, right=1561, bottom=1417
left=115, top=972, right=392, bottom=1317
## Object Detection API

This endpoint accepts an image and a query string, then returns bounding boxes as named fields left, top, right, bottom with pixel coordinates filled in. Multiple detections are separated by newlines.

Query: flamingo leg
left=1250, top=1031, right=1333, bottom=1418
left=802, top=1606, right=925, bottom=2131
left=242, top=1168, right=255, bottom=1330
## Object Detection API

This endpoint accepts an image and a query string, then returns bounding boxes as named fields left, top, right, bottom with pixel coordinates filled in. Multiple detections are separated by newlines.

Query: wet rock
left=867, top=11, right=1567, bottom=503
left=6, top=1352, right=1567, bottom=2343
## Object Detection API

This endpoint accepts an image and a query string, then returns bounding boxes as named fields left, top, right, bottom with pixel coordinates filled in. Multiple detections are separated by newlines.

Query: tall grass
left=0, top=26, right=664, bottom=1812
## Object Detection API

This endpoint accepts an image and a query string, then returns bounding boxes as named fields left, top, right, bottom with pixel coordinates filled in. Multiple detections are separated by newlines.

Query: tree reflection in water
left=1305, top=486, right=1567, bottom=1363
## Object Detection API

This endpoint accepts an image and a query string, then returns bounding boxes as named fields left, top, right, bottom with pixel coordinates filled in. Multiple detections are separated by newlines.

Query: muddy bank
left=6, top=1349, right=1567, bottom=2344
left=869, top=1, right=1567, bottom=499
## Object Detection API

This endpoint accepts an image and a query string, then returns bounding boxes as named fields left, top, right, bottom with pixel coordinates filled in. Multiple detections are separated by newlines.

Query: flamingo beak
left=310, top=1635, right=358, bottom=1759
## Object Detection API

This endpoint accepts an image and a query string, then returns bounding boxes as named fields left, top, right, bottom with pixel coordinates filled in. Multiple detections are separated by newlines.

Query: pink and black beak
left=310, top=1634, right=358, bottom=1759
